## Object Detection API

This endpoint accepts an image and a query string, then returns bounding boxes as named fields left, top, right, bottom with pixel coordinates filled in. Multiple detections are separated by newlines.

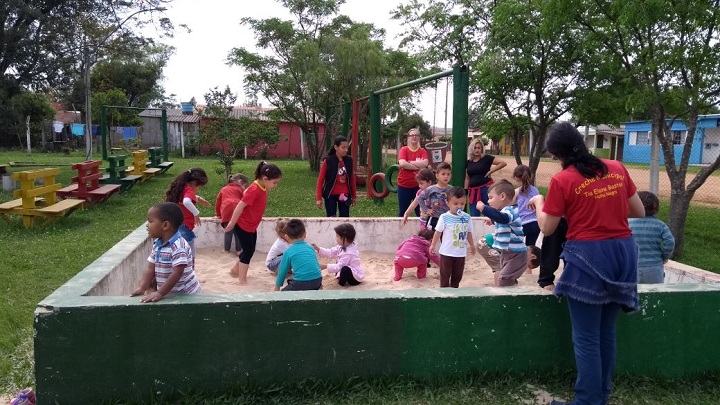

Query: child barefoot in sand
left=312, top=223, right=364, bottom=286
left=393, top=228, right=440, bottom=281
left=266, top=219, right=290, bottom=273
left=275, top=219, right=322, bottom=291
left=131, top=202, right=201, bottom=302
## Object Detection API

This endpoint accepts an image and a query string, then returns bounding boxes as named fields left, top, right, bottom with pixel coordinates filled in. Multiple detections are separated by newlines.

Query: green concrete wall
left=34, top=284, right=720, bottom=404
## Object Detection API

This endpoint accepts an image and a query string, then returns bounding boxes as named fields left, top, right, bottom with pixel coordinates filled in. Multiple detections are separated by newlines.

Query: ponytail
left=546, top=122, right=607, bottom=179
left=254, top=161, right=282, bottom=180
left=165, top=167, right=208, bottom=203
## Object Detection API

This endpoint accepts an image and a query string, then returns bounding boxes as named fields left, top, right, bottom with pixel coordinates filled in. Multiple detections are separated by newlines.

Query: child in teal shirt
left=274, top=219, right=323, bottom=291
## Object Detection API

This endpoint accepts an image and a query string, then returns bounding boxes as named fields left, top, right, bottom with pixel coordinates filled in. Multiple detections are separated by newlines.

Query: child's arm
left=275, top=255, right=291, bottom=290
left=479, top=205, right=511, bottom=224
left=429, top=231, right=441, bottom=255
left=131, top=262, right=155, bottom=297
left=197, top=196, right=211, bottom=207
left=224, top=201, right=247, bottom=232
left=326, top=250, right=352, bottom=274
left=141, top=264, right=186, bottom=303
left=661, top=223, right=676, bottom=262
left=316, top=245, right=339, bottom=259
left=466, top=232, right=476, bottom=256
left=214, top=192, right=222, bottom=218
left=402, top=197, right=421, bottom=225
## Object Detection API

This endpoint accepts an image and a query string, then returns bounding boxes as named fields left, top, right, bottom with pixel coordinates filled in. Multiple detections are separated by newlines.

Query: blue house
left=623, top=115, right=720, bottom=165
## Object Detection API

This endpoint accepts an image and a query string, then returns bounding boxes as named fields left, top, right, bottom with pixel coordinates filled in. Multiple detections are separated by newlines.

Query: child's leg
left=393, top=256, right=408, bottom=281
left=338, top=266, right=360, bottom=286
left=523, top=221, right=540, bottom=247
left=221, top=222, right=233, bottom=252
left=498, top=250, right=528, bottom=287
left=494, top=271, right=499, bottom=286
left=281, top=277, right=322, bottom=291
left=449, top=257, right=465, bottom=288
left=439, top=255, right=452, bottom=287
left=233, top=226, right=257, bottom=284
left=416, top=262, right=428, bottom=279
left=267, top=256, right=282, bottom=272
left=538, top=217, right=568, bottom=288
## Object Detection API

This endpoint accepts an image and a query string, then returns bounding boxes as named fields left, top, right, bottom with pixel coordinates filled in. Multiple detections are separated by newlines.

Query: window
left=672, top=130, right=687, bottom=145
left=629, top=131, right=650, bottom=145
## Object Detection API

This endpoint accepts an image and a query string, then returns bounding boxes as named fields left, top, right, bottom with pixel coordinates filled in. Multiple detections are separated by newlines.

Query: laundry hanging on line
left=71, top=123, right=85, bottom=136
left=123, top=127, right=137, bottom=140
left=53, top=121, right=64, bottom=133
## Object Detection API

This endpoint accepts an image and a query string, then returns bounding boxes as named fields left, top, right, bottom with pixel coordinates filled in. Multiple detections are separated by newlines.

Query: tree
left=555, top=0, right=720, bottom=257
left=198, top=86, right=280, bottom=178
left=395, top=0, right=584, bottom=175
left=228, top=0, right=420, bottom=172
left=9, top=92, right=55, bottom=150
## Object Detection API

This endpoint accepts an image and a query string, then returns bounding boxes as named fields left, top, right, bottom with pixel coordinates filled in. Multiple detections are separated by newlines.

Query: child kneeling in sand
left=274, top=219, right=323, bottom=291
left=476, top=180, right=527, bottom=286
left=266, top=219, right=290, bottom=273
left=393, top=228, right=440, bottom=281
left=132, top=202, right=201, bottom=302
left=312, top=223, right=364, bottom=286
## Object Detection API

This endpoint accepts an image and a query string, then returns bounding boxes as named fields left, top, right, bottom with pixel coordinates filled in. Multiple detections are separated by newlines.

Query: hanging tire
left=369, top=172, right=390, bottom=198
left=384, top=164, right=399, bottom=193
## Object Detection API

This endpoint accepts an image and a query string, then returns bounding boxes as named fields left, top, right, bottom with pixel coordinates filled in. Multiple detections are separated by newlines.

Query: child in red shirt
left=165, top=168, right=210, bottom=252
left=224, top=161, right=282, bottom=285
left=215, top=173, right=249, bottom=254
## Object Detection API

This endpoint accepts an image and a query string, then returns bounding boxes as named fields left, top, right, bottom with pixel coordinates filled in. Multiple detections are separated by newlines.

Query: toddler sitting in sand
left=312, top=223, right=364, bottom=286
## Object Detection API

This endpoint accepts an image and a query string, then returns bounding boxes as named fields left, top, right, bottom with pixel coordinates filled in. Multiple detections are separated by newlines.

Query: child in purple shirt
left=393, top=228, right=440, bottom=281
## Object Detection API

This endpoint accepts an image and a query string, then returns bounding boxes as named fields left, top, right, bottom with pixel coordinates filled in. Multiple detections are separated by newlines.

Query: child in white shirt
left=266, top=219, right=290, bottom=273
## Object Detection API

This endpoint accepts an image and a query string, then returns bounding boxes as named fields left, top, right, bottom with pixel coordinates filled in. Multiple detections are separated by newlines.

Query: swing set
left=329, top=65, right=470, bottom=200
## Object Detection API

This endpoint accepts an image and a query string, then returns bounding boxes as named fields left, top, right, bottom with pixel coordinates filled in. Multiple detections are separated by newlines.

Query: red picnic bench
left=56, top=160, right=120, bottom=204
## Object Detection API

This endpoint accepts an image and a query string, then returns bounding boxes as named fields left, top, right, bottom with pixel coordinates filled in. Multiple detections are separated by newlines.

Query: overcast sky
left=156, top=0, right=453, bottom=126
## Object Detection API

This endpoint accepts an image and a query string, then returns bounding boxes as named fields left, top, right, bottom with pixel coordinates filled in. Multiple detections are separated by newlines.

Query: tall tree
left=554, top=0, right=720, bottom=257
left=228, top=0, right=420, bottom=171
left=198, top=86, right=280, bottom=178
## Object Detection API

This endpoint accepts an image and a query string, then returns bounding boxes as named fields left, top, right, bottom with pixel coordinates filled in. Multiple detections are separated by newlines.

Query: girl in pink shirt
left=312, top=223, right=364, bottom=286
left=393, top=228, right=440, bottom=281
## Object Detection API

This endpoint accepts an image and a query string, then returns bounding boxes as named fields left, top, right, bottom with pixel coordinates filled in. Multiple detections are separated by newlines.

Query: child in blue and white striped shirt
left=476, top=179, right=527, bottom=286
left=629, top=191, right=675, bottom=284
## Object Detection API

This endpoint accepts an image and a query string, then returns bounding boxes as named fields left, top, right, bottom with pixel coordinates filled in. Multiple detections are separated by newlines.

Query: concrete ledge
left=34, top=218, right=720, bottom=404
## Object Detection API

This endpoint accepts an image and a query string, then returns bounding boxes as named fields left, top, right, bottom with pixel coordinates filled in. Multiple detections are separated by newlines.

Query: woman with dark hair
left=315, top=136, right=356, bottom=217
left=529, top=122, right=645, bottom=405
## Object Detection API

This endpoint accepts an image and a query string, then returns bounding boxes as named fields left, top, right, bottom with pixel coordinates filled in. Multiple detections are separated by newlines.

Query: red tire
left=369, top=172, right=390, bottom=199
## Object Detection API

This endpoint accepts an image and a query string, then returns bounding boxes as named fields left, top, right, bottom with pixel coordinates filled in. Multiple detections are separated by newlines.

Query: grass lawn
left=1, top=149, right=719, bottom=403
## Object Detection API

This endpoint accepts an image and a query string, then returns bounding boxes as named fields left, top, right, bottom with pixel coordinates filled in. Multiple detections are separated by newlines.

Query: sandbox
left=35, top=217, right=720, bottom=404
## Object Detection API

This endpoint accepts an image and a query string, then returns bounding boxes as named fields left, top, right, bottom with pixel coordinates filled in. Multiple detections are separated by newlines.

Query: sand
left=193, top=245, right=556, bottom=294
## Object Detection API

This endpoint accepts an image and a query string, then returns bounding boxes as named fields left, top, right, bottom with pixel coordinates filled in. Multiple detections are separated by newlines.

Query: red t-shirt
left=237, top=181, right=268, bottom=233
left=180, top=185, right=197, bottom=230
left=215, top=183, right=245, bottom=223
left=543, top=159, right=637, bottom=241
left=314, top=159, right=351, bottom=200
left=397, top=146, right=428, bottom=188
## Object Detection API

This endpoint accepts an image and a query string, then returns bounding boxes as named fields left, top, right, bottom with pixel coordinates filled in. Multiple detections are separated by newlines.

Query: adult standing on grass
left=528, top=122, right=645, bottom=405
left=397, top=127, right=429, bottom=217
left=465, top=138, right=506, bottom=216
left=315, top=136, right=356, bottom=217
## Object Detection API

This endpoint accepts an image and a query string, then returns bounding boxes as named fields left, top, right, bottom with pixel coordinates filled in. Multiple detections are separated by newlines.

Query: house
left=577, top=124, right=625, bottom=160
left=44, top=103, right=82, bottom=151
left=623, top=116, right=720, bottom=165
left=139, top=108, right=200, bottom=153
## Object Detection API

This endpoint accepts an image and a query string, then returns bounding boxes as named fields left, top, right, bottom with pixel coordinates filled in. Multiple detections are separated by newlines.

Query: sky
left=155, top=0, right=454, bottom=127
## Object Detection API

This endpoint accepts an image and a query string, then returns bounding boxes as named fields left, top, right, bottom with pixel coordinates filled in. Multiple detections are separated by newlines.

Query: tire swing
left=369, top=172, right=390, bottom=199
left=384, top=164, right=399, bottom=193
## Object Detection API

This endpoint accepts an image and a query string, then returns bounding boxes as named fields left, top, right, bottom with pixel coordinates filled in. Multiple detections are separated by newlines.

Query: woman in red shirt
left=315, top=136, right=356, bottom=217
left=397, top=127, right=429, bottom=217
left=224, top=161, right=282, bottom=285
left=529, top=122, right=644, bottom=405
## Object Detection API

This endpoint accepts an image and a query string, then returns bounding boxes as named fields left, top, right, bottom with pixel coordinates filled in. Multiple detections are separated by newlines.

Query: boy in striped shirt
left=476, top=179, right=527, bottom=286
left=132, top=202, right=201, bottom=302
left=628, top=191, right=675, bottom=284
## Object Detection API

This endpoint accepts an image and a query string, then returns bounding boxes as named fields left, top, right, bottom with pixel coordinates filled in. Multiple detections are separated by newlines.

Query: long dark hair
left=546, top=122, right=607, bottom=179
left=327, top=136, right=348, bottom=157
left=254, top=161, right=282, bottom=180
left=165, top=168, right=208, bottom=203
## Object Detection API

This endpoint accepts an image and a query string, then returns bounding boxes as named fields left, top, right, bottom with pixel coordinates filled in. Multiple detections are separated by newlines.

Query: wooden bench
left=100, top=155, right=142, bottom=192
left=147, top=146, right=174, bottom=174
left=56, top=160, right=120, bottom=204
left=126, top=150, right=159, bottom=182
left=0, top=168, right=83, bottom=228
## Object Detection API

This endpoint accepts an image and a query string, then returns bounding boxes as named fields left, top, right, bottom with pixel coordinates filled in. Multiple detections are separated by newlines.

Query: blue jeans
left=567, top=298, right=620, bottom=405
left=397, top=185, right=419, bottom=217
left=178, top=224, right=196, bottom=243
left=468, top=187, right=489, bottom=217
left=324, top=195, right=351, bottom=217
left=637, top=266, right=664, bottom=284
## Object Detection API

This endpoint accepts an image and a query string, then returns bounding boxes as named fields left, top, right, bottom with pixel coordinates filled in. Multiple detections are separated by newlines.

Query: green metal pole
left=161, top=109, right=169, bottom=161
left=101, top=105, right=108, bottom=160
left=342, top=102, right=351, bottom=139
left=369, top=93, right=382, bottom=202
left=451, top=65, right=469, bottom=188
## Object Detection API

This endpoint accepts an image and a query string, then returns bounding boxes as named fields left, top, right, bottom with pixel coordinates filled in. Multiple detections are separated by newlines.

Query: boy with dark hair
left=275, top=219, right=323, bottom=291
left=629, top=191, right=675, bottom=283
left=132, top=202, right=201, bottom=302
left=476, top=179, right=527, bottom=286
left=430, top=186, right=476, bottom=287
left=417, top=162, right=452, bottom=230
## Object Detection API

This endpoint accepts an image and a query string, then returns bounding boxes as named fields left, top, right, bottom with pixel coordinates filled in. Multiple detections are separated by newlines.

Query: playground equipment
left=100, top=155, right=142, bottom=192
left=0, top=168, right=83, bottom=228
left=100, top=106, right=172, bottom=168
left=346, top=65, right=469, bottom=200
left=147, top=146, right=174, bottom=174
left=56, top=160, right=120, bottom=204
left=126, top=150, right=161, bottom=182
